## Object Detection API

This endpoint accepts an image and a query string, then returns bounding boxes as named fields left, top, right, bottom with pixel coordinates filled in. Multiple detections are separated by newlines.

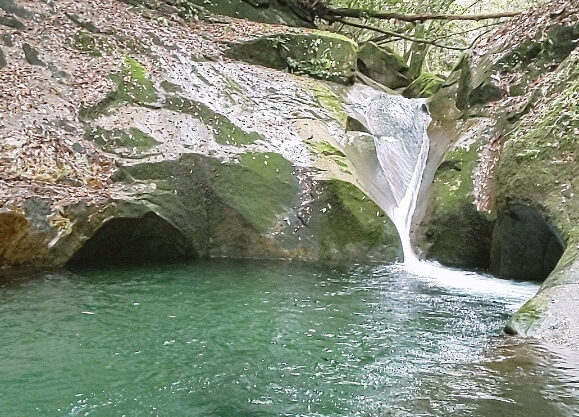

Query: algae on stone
left=418, top=144, right=494, bottom=268
left=228, top=31, right=358, bottom=83
left=210, top=152, right=299, bottom=233
left=403, top=73, right=444, bottom=98
left=307, top=179, right=401, bottom=262
left=86, top=126, right=159, bottom=155
left=80, top=57, right=159, bottom=119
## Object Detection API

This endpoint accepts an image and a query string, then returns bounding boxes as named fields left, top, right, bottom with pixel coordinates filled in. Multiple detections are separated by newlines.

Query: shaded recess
left=490, top=205, right=565, bottom=281
left=67, top=212, right=195, bottom=265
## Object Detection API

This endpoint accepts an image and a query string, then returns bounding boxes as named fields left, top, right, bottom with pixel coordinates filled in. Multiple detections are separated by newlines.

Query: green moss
left=310, top=81, right=348, bottom=125
left=421, top=144, right=494, bottom=268
left=164, top=95, right=261, bottom=146
left=86, top=126, right=158, bottom=154
left=228, top=32, right=357, bottom=84
left=80, top=57, right=159, bottom=120
left=402, top=73, right=444, bottom=98
left=505, top=297, right=546, bottom=334
left=496, top=76, right=578, bottom=240
left=312, top=141, right=346, bottom=158
left=113, top=57, right=158, bottom=103
left=431, top=146, right=478, bottom=212
left=73, top=32, right=103, bottom=57
left=210, top=152, right=299, bottom=232
left=310, top=180, right=400, bottom=261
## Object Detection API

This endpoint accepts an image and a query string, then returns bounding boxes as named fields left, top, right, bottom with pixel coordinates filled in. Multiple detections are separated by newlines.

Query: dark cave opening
left=490, top=205, right=566, bottom=282
left=67, top=212, right=196, bottom=266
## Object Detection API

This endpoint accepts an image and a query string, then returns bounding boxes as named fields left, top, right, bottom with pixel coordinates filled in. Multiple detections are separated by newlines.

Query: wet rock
left=357, top=42, right=410, bottom=90
left=505, top=255, right=579, bottom=348
left=416, top=143, right=494, bottom=269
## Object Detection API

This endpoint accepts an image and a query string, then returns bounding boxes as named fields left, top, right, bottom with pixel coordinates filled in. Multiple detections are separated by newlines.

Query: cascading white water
left=342, top=91, right=430, bottom=264
left=340, top=86, right=539, bottom=298
left=366, top=96, right=430, bottom=264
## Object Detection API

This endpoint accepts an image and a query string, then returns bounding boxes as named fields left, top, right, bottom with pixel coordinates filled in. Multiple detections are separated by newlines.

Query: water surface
left=0, top=260, right=577, bottom=416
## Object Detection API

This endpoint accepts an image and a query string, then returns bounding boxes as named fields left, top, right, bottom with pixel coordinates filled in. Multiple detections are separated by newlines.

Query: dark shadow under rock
left=67, top=212, right=196, bottom=266
left=490, top=205, right=565, bottom=281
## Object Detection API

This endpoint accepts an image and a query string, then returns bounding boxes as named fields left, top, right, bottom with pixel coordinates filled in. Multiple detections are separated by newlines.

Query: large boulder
left=0, top=0, right=400, bottom=268
left=415, top=120, right=495, bottom=269
left=228, top=31, right=358, bottom=84
left=357, top=42, right=410, bottom=89
left=498, top=51, right=578, bottom=342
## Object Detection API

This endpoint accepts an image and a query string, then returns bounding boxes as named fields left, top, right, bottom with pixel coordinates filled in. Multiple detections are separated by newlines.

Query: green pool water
left=0, top=260, right=577, bottom=416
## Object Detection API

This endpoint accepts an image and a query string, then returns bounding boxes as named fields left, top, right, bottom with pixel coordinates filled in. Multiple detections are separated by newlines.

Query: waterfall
left=343, top=90, right=430, bottom=263
left=340, top=87, right=538, bottom=293
left=367, top=96, right=430, bottom=263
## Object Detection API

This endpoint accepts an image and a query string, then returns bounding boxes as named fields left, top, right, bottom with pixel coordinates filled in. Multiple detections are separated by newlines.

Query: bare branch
left=309, top=2, right=520, bottom=23
left=334, top=18, right=469, bottom=51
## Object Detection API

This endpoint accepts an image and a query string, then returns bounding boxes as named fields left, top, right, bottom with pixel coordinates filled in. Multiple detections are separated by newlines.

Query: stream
left=1, top=260, right=577, bottom=416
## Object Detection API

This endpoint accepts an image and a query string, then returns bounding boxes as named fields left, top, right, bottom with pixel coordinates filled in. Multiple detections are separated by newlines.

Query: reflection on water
left=0, top=260, right=577, bottom=416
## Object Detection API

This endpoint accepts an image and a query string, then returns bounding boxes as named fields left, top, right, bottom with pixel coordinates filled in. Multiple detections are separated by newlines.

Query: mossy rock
left=72, top=31, right=110, bottom=57
left=418, top=145, right=494, bottom=268
left=109, top=151, right=401, bottom=263
left=357, top=42, right=410, bottom=89
left=403, top=73, right=444, bottom=98
left=80, top=57, right=159, bottom=119
left=505, top=253, right=579, bottom=346
left=495, top=54, right=578, bottom=344
left=163, top=95, right=261, bottom=146
left=495, top=72, right=578, bottom=241
left=309, top=80, right=348, bottom=125
left=228, top=31, right=358, bottom=84
left=209, top=152, right=299, bottom=233
left=307, top=179, right=401, bottom=262
left=85, top=126, right=158, bottom=155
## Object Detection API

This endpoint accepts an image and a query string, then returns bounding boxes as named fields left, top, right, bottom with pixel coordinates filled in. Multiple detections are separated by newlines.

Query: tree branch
left=334, top=18, right=469, bottom=51
left=309, top=3, right=520, bottom=23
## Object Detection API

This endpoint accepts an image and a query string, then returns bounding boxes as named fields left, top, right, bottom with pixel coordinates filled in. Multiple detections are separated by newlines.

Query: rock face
left=228, top=31, right=358, bottom=84
left=357, top=42, right=410, bottom=90
left=417, top=0, right=578, bottom=345
left=490, top=205, right=565, bottom=282
left=0, top=0, right=401, bottom=268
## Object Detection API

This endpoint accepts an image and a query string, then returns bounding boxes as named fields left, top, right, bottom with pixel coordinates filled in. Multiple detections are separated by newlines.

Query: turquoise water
left=0, top=260, right=577, bottom=416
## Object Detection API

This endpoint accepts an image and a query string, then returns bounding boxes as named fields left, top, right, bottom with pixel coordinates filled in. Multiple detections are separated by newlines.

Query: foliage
left=322, top=0, right=544, bottom=75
